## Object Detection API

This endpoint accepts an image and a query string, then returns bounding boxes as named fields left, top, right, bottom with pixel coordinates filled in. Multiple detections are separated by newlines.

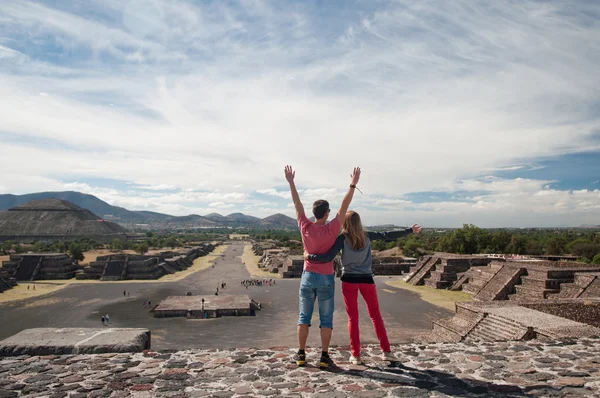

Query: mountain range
left=0, top=192, right=298, bottom=230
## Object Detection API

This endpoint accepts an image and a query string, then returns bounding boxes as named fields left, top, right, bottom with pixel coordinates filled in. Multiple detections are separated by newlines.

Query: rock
left=0, top=328, right=151, bottom=356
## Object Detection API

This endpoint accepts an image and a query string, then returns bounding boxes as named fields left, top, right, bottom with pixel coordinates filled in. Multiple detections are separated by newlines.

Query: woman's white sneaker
left=382, top=352, right=396, bottom=361
left=350, top=356, right=363, bottom=365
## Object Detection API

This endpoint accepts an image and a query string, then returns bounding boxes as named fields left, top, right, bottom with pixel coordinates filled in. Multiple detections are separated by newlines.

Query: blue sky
left=0, top=0, right=599, bottom=227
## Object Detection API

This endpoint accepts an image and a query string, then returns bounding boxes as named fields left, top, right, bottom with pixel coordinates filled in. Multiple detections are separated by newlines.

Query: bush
left=69, top=244, right=85, bottom=263
left=592, top=254, right=600, bottom=265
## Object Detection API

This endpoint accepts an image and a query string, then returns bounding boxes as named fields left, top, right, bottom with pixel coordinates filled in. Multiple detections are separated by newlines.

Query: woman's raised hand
left=411, top=224, right=422, bottom=233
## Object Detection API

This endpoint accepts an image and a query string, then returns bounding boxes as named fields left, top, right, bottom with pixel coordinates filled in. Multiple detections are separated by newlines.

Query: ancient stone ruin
left=0, top=270, right=17, bottom=293
left=404, top=253, right=495, bottom=288
left=0, top=199, right=129, bottom=243
left=1, top=253, right=79, bottom=281
left=154, top=295, right=260, bottom=318
left=77, top=243, right=215, bottom=281
left=418, top=257, right=600, bottom=344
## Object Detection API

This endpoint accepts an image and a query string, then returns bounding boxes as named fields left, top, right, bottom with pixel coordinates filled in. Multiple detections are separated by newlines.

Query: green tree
left=111, top=239, right=124, bottom=252
left=402, top=238, right=422, bottom=258
left=146, top=231, right=154, bottom=238
left=137, top=243, right=149, bottom=255
left=52, top=241, right=66, bottom=253
left=1, top=240, right=13, bottom=254
left=69, top=244, right=85, bottom=263
left=592, top=254, right=600, bottom=265
left=31, top=241, right=46, bottom=253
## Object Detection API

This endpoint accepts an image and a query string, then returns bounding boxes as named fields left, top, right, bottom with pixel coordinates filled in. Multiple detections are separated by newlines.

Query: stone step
left=406, top=256, right=439, bottom=285
left=450, top=273, right=470, bottom=291
left=424, top=279, right=451, bottom=289
left=556, top=283, right=582, bottom=298
left=514, top=285, right=559, bottom=299
left=429, top=270, right=459, bottom=281
left=574, top=273, right=597, bottom=287
left=474, top=266, right=524, bottom=301
left=461, top=283, right=480, bottom=295
left=521, top=276, right=572, bottom=290
left=466, top=314, right=527, bottom=342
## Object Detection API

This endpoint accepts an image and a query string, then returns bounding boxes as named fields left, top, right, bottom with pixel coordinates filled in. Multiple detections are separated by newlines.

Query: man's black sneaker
left=319, top=352, right=334, bottom=370
left=294, top=352, right=306, bottom=367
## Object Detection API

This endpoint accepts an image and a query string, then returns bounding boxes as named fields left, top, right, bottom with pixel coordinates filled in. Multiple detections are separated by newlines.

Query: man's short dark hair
left=313, top=200, right=330, bottom=220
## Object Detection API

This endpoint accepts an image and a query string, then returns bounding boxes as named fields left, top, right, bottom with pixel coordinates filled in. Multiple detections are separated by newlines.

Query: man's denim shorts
left=298, top=270, right=335, bottom=329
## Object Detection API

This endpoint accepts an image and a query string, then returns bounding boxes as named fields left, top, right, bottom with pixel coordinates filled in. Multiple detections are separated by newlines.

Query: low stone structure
left=427, top=301, right=600, bottom=343
left=1, top=338, right=599, bottom=397
left=0, top=328, right=151, bottom=356
left=282, top=255, right=304, bottom=278
left=1, top=253, right=78, bottom=281
left=521, top=298, right=600, bottom=328
left=77, top=243, right=215, bottom=281
left=251, top=241, right=278, bottom=256
left=404, top=253, right=495, bottom=288
left=258, top=248, right=289, bottom=274
left=154, top=295, right=259, bottom=318
left=0, top=274, right=17, bottom=293
left=372, top=257, right=416, bottom=276
left=456, top=261, right=600, bottom=301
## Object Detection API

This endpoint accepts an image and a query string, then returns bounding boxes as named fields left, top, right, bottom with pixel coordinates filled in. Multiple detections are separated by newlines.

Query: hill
left=0, top=192, right=296, bottom=230
left=0, top=191, right=143, bottom=222
left=259, top=213, right=297, bottom=229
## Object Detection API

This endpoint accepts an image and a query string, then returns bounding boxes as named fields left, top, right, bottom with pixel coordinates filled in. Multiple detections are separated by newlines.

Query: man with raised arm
left=284, top=165, right=361, bottom=370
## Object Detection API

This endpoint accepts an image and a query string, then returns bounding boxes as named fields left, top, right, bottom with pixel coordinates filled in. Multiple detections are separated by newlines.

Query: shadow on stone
left=336, top=361, right=566, bottom=397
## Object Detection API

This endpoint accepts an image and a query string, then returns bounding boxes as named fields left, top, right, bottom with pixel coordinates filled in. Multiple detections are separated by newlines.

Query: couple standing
left=285, top=165, right=421, bottom=369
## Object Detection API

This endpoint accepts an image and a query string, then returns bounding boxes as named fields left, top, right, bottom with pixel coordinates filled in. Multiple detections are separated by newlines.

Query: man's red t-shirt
left=297, top=214, right=341, bottom=275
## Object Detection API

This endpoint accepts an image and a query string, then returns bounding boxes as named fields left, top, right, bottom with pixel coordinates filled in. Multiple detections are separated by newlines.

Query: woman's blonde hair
left=343, top=211, right=367, bottom=250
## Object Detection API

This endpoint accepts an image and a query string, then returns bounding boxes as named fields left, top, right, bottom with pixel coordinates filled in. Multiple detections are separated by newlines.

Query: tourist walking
left=285, top=165, right=360, bottom=370
left=306, top=211, right=421, bottom=364
left=105, top=314, right=110, bottom=323
left=101, top=316, right=105, bottom=326
left=123, top=290, right=126, bottom=296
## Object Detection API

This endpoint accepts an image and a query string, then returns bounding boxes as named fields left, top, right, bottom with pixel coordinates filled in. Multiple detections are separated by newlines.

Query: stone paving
left=1, top=338, right=600, bottom=397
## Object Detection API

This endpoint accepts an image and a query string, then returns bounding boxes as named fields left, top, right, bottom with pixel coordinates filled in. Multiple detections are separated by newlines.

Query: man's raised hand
left=285, top=165, right=295, bottom=183
left=350, top=167, right=361, bottom=186
left=411, top=224, right=422, bottom=234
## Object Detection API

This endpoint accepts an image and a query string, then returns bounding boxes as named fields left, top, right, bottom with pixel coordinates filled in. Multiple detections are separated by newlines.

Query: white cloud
left=1, top=0, right=599, bottom=226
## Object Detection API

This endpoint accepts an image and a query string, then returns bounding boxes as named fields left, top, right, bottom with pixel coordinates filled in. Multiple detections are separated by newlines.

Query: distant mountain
left=0, top=192, right=297, bottom=230
left=0, top=191, right=145, bottom=222
left=226, top=212, right=260, bottom=225
left=260, top=213, right=297, bottom=229
left=203, top=213, right=229, bottom=223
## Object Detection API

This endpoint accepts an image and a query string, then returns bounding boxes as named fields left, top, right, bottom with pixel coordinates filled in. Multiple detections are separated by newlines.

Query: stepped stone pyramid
left=0, top=198, right=128, bottom=243
left=1, top=253, right=78, bottom=281
left=427, top=301, right=600, bottom=343
left=404, top=253, right=494, bottom=288
left=78, top=243, right=216, bottom=281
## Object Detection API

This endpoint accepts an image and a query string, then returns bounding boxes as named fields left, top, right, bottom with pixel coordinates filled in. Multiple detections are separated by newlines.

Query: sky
left=1, top=0, right=599, bottom=227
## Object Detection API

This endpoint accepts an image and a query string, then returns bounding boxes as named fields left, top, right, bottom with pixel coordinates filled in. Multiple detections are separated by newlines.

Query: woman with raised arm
left=305, top=211, right=421, bottom=364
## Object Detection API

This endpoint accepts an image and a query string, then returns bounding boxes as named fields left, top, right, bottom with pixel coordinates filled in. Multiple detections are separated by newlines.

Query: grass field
left=240, top=244, right=282, bottom=279
left=385, top=279, right=472, bottom=311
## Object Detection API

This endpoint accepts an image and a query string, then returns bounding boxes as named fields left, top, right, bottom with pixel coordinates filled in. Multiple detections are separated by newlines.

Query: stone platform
left=0, top=328, right=151, bottom=356
left=429, top=301, right=600, bottom=343
left=1, top=338, right=599, bottom=397
left=154, top=295, right=258, bottom=318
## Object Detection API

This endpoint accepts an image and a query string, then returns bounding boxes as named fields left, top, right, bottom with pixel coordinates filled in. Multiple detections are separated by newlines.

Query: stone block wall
left=1, top=254, right=78, bottom=281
